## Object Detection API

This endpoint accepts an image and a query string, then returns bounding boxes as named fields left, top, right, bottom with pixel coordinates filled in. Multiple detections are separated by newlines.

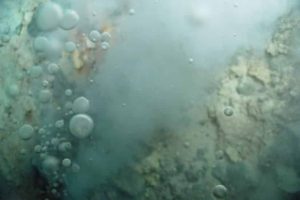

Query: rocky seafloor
left=1, top=0, right=300, bottom=200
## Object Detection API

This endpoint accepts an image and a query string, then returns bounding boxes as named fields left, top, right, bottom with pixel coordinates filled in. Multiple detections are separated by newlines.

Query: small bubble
left=224, top=106, right=233, bottom=117
left=64, top=41, right=76, bottom=52
left=88, top=30, right=101, bottom=42
left=212, top=184, right=228, bottom=198
left=62, top=158, right=72, bottom=167
left=65, top=89, right=73, bottom=96
left=129, top=8, right=135, bottom=15
left=100, top=42, right=110, bottom=50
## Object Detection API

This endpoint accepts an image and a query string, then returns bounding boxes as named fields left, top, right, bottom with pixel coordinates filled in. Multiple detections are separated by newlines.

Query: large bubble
left=36, top=2, right=63, bottom=31
left=69, top=114, right=94, bottom=139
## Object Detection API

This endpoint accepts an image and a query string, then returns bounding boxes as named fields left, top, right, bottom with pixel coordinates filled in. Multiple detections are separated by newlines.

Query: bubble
left=224, top=106, right=233, bottom=116
left=7, top=84, right=20, bottom=97
left=58, top=141, right=72, bottom=152
left=29, top=65, right=43, bottom=78
left=129, top=8, right=136, bottom=15
left=18, top=124, right=34, bottom=140
left=34, top=145, right=42, bottom=153
left=38, top=128, right=46, bottom=134
left=43, top=156, right=60, bottom=172
left=72, top=96, right=90, bottom=113
left=71, top=163, right=80, bottom=173
left=55, top=119, right=64, bottom=128
left=39, top=89, right=52, bottom=103
left=101, top=32, right=111, bottom=42
left=69, top=114, right=94, bottom=139
left=64, top=41, right=76, bottom=52
left=42, top=80, right=49, bottom=87
left=47, top=63, right=60, bottom=74
left=88, top=30, right=101, bottom=42
left=212, top=184, right=228, bottom=198
left=65, top=89, right=73, bottom=96
left=36, top=2, right=63, bottom=31
left=62, top=158, right=72, bottom=167
left=100, top=42, right=110, bottom=50
left=2, top=34, right=10, bottom=43
left=51, top=138, right=60, bottom=146
left=60, top=9, right=80, bottom=30
left=33, top=36, right=49, bottom=52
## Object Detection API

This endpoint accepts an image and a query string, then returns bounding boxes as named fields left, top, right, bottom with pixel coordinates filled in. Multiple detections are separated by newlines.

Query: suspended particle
left=65, top=89, right=73, bottom=96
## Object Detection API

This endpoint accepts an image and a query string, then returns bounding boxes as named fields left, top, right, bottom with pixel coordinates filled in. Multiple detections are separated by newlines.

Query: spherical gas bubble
left=129, top=8, right=136, bottom=15
left=69, top=114, right=94, bottom=139
left=55, top=119, right=64, bottom=128
left=18, top=124, right=34, bottom=140
left=58, top=141, right=72, bottom=152
left=47, top=63, right=59, bottom=74
left=29, top=65, right=43, bottom=78
left=224, top=106, right=233, bottom=117
left=33, top=36, right=49, bottom=52
left=59, top=9, right=80, bottom=30
left=7, top=84, right=20, bottom=97
left=71, top=163, right=80, bottom=173
left=36, top=2, right=63, bottom=31
left=39, top=89, right=52, bottom=103
left=100, top=42, right=110, bottom=50
left=65, top=89, right=73, bottom=96
left=212, top=184, right=228, bottom=198
left=62, top=158, right=72, bottom=167
left=43, top=156, right=59, bottom=172
left=101, top=32, right=111, bottom=42
left=72, top=96, right=90, bottom=113
left=88, top=30, right=101, bottom=43
left=64, top=41, right=76, bottom=52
